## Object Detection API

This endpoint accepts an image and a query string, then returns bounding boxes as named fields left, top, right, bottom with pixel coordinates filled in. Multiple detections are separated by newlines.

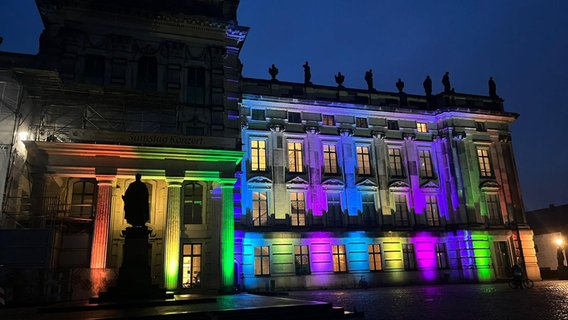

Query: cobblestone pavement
left=288, top=280, right=568, bottom=320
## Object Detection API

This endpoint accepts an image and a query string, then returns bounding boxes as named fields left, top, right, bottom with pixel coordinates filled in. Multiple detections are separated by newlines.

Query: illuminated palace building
left=0, top=1, right=539, bottom=302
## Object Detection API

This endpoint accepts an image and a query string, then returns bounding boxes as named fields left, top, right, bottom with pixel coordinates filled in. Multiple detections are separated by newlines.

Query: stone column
left=90, top=176, right=115, bottom=269
left=164, top=178, right=183, bottom=291
left=219, top=178, right=237, bottom=293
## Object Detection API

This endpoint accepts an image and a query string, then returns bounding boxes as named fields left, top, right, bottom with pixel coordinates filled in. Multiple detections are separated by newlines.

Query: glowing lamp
left=18, top=131, right=29, bottom=141
left=556, top=238, right=564, bottom=247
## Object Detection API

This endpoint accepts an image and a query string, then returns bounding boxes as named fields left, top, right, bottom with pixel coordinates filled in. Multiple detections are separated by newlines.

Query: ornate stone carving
left=372, top=130, right=385, bottom=140
left=339, top=128, right=353, bottom=137
left=269, top=123, right=285, bottom=132
left=304, top=126, right=319, bottom=135
left=403, top=132, right=415, bottom=141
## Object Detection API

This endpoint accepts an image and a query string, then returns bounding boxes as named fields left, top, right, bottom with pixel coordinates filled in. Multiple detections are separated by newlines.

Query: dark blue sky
left=1, top=1, right=567, bottom=211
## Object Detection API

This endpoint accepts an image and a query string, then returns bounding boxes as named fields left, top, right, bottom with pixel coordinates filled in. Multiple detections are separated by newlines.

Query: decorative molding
left=388, top=180, right=410, bottom=190
left=480, top=180, right=500, bottom=190
left=420, top=180, right=439, bottom=190
left=322, top=178, right=345, bottom=187
left=356, top=178, right=377, bottom=188
left=452, top=130, right=466, bottom=140
left=247, top=176, right=273, bottom=185
left=403, top=132, right=415, bottom=141
left=499, top=134, right=512, bottom=143
left=304, top=126, right=320, bottom=135
left=286, top=176, right=309, bottom=186
left=371, top=130, right=385, bottom=140
left=339, top=128, right=353, bottom=137
left=269, top=123, right=285, bottom=133
left=226, top=26, right=248, bottom=43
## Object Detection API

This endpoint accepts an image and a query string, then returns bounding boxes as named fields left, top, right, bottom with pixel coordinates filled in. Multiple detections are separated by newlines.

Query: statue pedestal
left=90, top=226, right=171, bottom=303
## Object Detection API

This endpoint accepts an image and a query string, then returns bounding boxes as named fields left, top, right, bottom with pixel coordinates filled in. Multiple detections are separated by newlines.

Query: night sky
left=1, top=1, right=567, bottom=211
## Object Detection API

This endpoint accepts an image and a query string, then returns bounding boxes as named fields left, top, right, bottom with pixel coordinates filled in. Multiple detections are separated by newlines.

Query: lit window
left=416, top=122, right=428, bottom=133
left=388, top=147, right=404, bottom=177
left=290, top=192, right=306, bottom=226
left=288, top=141, right=304, bottom=173
left=356, top=117, right=368, bottom=128
left=425, top=195, right=440, bottom=226
left=332, top=244, right=348, bottom=273
left=187, top=67, right=205, bottom=105
left=182, top=244, right=202, bottom=288
left=323, top=144, right=338, bottom=174
left=251, top=140, right=266, bottom=171
left=403, top=243, right=417, bottom=270
left=183, top=183, right=203, bottom=224
left=486, top=193, right=502, bottom=225
left=368, top=244, right=382, bottom=271
left=436, top=243, right=449, bottom=270
left=252, top=191, right=268, bottom=226
left=477, top=147, right=493, bottom=177
left=254, top=246, right=270, bottom=276
left=394, top=194, right=410, bottom=226
left=288, top=112, right=301, bottom=123
left=294, top=245, right=310, bottom=275
left=356, top=145, right=371, bottom=175
left=419, top=150, right=434, bottom=178
left=323, top=115, right=335, bottom=126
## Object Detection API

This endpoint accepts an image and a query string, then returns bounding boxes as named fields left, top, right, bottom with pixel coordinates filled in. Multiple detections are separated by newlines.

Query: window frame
left=416, top=122, right=428, bottom=133
left=322, top=115, right=335, bottom=126
left=332, top=244, right=348, bottom=273
left=368, top=244, right=383, bottom=271
left=435, top=243, right=449, bottom=270
left=388, top=147, right=405, bottom=177
left=394, top=194, right=410, bottom=227
left=288, top=112, right=302, bottom=123
left=182, top=243, right=202, bottom=288
left=356, top=117, right=368, bottom=128
left=254, top=246, right=271, bottom=276
left=290, top=191, right=306, bottom=226
left=287, top=141, right=304, bottom=173
left=250, top=139, right=267, bottom=172
left=418, top=149, right=435, bottom=178
left=294, top=245, right=311, bottom=275
left=183, top=182, right=204, bottom=224
left=252, top=191, right=269, bottom=227
left=323, top=143, right=339, bottom=174
left=402, top=243, right=417, bottom=271
left=425, top=195, right=441, bottom=226
left=476, top=147, right=493, bottom=178
left=356, top=145, right=372, bottom=175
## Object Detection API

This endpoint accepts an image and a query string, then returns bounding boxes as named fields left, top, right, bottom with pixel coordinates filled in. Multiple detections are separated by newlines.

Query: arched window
left=183, top=182, right=203, bottom=224
left=137, top=56, right=157, bottom=91
left=70, top=180, right=96, bottom=218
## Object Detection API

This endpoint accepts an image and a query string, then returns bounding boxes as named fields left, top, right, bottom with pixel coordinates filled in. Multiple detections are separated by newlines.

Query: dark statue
left=488, top=76, right=497, bottom=97
left=442, top=72, right=451, bottom=93
left=335, top=71, right=345, bottom=87
left=268, top=64, right=278, bottom=81
left=423, top=75, right=432, bottom=96
left=303, top=61, right=312, bottom=85
left=364, top=69, right=374, bottom=91
left=396, top=78, right=405, bottom=93
left=122, top=173, right=150, bottom=227
left=558, top=247, right=565, bottom=268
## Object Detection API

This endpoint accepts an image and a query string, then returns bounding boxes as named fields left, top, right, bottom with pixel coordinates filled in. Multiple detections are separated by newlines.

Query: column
left=219, top=178, right=237, bottom=293
left=90, top=176, right=115, bottom=268
left=164, top=178, right=183, bottom=290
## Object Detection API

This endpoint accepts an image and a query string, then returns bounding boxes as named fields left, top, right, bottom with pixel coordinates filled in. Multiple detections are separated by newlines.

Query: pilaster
left=164, top=178, right=183, bottom=290
left=90, top=176, right=116, bottom=269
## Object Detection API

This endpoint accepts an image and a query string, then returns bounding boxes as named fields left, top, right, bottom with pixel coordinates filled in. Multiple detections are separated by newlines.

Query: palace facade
left=0, top=0, right=539, bottom=303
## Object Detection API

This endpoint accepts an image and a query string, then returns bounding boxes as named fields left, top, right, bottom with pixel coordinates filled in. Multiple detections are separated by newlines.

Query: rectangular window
left=294, top=245, right=310, bottom=275
left=356, top=145, right=371, bottom=175
left=84, top=54, right=105, bottom=85
left=187, top=67, right=205, bottom=105
left=425, top=195, right=440, bottom=226
left=251, top=109, right=266, bottom=120
left=290, top=192, right=306, bottom=226
left=388, top=147, right=404, bottom=177
left=288, top=112, right=301, bottom=123
left=182, top=244, right=202, bottom=288
left=403, top=244, right=417, bottom=270
left=394, top=194, right=410, bottom=226
left=362, top=193, right=376, bottom=224
left=435, top=243, right=449, bottom=270
left=183, top=183, right=203, bottom=224
left=323, top=115, right=335, bottom=126
left=356, top=117, right=368, bottom=128
left=486, top=193, right=502, bottom=225
left=416, top=122, right=428, bottom=133
left=323, top=144, right=338, bottom=174
left=387, top=120, right=399, bottom=130
left=288, top=141, right=304, bottom=173
left=476, top=122, right=487, bottom=132
left=111, top=58, right=126, bottom=84
left=252, top=191, right=268, bottom=226
left=327, top=193, right=342, bottom=226
left=251, top=140, right=267, bottom=171
left=477, top=147, right=493, bottom=177
left=332, top=244, right=348, bottom=273
left=419, top=150, right=434, bottom=178
left=368, top=244, right=382, bottom=271
left=254, top=246, right=270, bottom=276
left=167, top=64, right=181, bottom=89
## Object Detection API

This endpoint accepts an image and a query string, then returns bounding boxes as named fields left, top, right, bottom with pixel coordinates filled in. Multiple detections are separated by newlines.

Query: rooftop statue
left=442, top=72, right=451, bottom=93
left=423, top=75, right=432, bottom=96
left=122, top=173, right=150, bottom=227
left=303, top=61, right=312, bottom=85
left=364, top=69, right=374, bottom=91
left=396, top=78, right=405, bottom=93
left=269, top=64, right=279, bottom=81
left=488, top=76, right=497, bottom=97
left=335, top=72, right=345, bottom=88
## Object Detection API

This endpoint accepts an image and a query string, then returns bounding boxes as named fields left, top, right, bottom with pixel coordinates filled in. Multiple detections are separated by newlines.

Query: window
left=388, top=147, right=404, bottom=177
left=111, top=58, right=126, bottom=84
left=70, top=180, right=96, bottom=218
left=477, top=147, right=493, bottom=177
left=288, top=141, right=304, bottom=173
left=402, top=244, right=417, bottom=270
left=187, top=67, right=205, bottom=105
left=435, top=243, right=449, bottom=270
left=356, top=146, right=371, bottom=175
left=182, top=244, right=202, bottom=288
left=356, top=117, right=368, bottom=128
left=425, top=195, right=440, bottom=226
left=486, top=193, right=502, bottom=225
left=251, top=109, right=265, bottom=120
left=183, top=183, right=203, bottom=224
left=419, top=150, right=435, bottom=178
left=323, top=115, right=335, bottom=126
left=290, top=192, right=306, bottom=226
left=394, top=194, right=410, bottom=226
left=323, top=144, right=338, bottom=174
left=362, top=193, right=376, bottom=224
left=251, top=140, right=267, bottom=171
left=84, top=54, right=105, bottom=85
left=332, top=244, right=348, bottom=273
left=327, top=193, right=342, bottom=226
left=252, top=191, right=268, bottom=226
left=387, top=120, right=399, bottom=130
left=416, top=122, right=428, bottom=133
left=476, top=122, right=487, bottom=132
left=368, top=244, right=382, bottom=271
left=167, top=64, right=181, bottom=89
left=288, top=112, right=301, bottom=123
left=294, top=245, right=310, bottom=275
left=137, top=56, right=157, bottom=91
left=254, top=246, right=270, bottom=276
